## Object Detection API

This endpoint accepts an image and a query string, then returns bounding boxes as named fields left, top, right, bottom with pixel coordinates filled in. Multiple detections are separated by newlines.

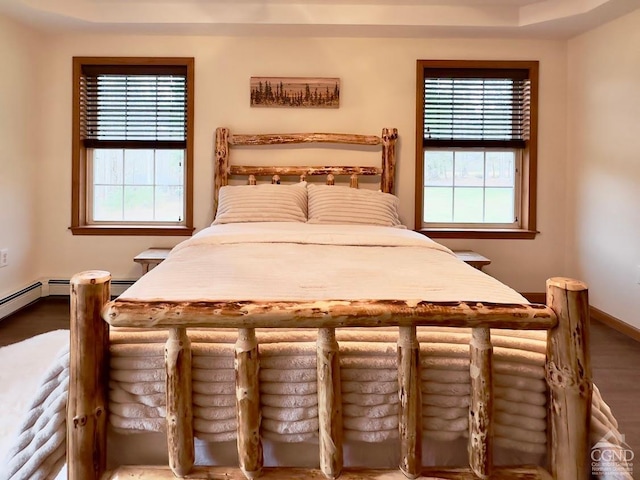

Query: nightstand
left=134, top=248, right=172, bottom=274
left=453, top=250, right=491, bottom=271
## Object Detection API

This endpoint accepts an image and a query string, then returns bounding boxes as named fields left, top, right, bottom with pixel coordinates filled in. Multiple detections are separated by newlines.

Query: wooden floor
left=0, top=297, right=71, bottom=347
left=1, top=297, right=639, bottom=465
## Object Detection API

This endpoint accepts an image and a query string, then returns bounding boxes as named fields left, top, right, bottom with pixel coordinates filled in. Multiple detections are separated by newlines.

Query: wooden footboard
left=68, top=274, right=591, bottom=480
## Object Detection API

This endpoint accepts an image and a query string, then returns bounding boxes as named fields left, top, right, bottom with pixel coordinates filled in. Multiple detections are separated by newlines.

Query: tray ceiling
left=0, top=0, right=638, bottom=38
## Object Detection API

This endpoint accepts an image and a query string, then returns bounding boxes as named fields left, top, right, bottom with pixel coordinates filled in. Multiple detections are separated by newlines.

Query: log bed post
left=469, top=327, right=493, bottom=478
left=546, top=277, right=592, bottom=480
left=236, top=328, right=263, bottom=479
left=214, top=127, right=230, bottom=215
left=317, top=327, right=344, bottom=479
left=165, top=327, right=194, bottom=476
left=381, top=127, right=398, bottom=194
left=398, top=326, right=422, bottom=479
left=68, top=271, right=111, bottom=480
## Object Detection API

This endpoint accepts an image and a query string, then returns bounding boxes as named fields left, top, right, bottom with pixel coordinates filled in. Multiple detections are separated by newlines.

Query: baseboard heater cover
left=48, top=279, right=135, bottom=297
left=0, top=282, right=43, bottom=321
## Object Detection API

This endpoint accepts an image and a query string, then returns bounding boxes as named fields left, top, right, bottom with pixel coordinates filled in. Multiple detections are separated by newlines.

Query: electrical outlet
left=0, top=249, right=7, bottom=268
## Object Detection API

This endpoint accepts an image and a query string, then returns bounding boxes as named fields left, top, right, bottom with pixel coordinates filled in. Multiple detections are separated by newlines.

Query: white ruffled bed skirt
left=0, top=329, right=633, bottom=480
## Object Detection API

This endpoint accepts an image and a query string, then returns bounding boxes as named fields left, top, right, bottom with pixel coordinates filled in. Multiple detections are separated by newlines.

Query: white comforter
left=120, top=222, right=527, bottom=304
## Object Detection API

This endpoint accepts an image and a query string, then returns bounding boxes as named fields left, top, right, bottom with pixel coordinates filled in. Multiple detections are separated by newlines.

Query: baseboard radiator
left=0, top=279, right=135, bottom=321
left=0, top=282, right=43, bottom=320
left=47, top=279, right=135, bottom=297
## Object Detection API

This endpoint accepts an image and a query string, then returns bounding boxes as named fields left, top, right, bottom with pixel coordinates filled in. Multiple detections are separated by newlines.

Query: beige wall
left=567, top=9, right=640, bottom=328
left=34, top=34, right=569, bottom=292
left=0, top=15, right=41, bottom=297
left=0, top=20, right=571, bottom=295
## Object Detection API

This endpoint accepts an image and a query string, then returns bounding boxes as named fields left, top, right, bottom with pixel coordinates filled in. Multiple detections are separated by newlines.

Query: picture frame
left=250, top=76, right=340, bottom=108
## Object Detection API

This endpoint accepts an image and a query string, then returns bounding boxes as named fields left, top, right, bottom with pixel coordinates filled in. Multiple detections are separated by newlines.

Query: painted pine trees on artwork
left=250, top=77, right=340, bottom=108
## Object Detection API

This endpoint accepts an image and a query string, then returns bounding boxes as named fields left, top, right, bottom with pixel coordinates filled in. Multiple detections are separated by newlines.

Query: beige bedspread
left=119, top=222, right=527, bottom=304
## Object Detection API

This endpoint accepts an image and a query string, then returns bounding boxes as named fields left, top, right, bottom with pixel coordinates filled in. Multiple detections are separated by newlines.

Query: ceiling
left=0, top=0, right=638, bottom=38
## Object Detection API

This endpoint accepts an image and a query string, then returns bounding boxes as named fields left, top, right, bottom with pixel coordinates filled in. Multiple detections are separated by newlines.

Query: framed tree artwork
left=250, top=77, right=340, bottom=108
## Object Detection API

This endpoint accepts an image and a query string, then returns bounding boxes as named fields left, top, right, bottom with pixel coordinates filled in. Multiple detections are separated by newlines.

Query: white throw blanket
left=0, top=331, right=69, bottom=480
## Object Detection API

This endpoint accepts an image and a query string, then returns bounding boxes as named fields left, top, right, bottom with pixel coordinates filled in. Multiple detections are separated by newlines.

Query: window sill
left=70, top=225, right=195, bottom=236
left=416, top=228, right=538, bottom=240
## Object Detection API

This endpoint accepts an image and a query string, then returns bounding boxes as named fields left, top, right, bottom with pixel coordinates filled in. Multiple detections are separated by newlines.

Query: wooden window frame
left=415, top=60, right=539, bottom=240
left=71, top=57, right=195, bottom=236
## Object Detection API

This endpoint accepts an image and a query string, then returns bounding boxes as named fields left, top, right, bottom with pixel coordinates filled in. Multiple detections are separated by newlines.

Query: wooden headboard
left=213, top=127, right=398, bottom=215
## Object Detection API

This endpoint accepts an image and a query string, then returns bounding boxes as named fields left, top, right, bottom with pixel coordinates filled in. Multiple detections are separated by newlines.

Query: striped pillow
left=307, top=184, right=404, bottom=228
left=213, top=182, right=307, bottom=224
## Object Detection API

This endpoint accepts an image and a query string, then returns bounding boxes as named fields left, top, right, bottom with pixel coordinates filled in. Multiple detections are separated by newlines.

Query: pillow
left=213, top=182, right=307, bottom=224
left=307, top=184, right=404, bottom=228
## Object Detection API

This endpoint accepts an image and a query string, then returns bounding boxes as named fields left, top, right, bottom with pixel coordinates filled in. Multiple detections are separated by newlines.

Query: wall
left=31, top=32, right=568, bottom=292
left=567, top=10, right=640, bottom=328
left=0, top=15, right=41, bottom=298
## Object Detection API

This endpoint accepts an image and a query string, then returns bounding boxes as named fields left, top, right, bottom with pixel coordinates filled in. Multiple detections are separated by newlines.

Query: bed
left=2, top=127, right=629, bottom=480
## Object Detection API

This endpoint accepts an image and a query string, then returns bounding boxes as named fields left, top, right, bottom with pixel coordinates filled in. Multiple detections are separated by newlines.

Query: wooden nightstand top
left=453, top=250, right=491, bottom=270
left=134, top=248, right=172, bottom=273
left=134, top=248, right=172, bottom=263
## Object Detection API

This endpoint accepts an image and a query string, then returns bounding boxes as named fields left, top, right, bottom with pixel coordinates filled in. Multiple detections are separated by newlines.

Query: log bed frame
left=68, top=127, right=592, bottom=480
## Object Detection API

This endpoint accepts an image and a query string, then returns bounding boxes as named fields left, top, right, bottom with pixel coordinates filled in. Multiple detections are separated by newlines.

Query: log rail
left=69, top=273, right=592, bottom=480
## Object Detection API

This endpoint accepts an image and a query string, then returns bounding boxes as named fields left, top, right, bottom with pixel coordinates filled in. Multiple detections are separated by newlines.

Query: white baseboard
left=0, top=278, right=136, bottom=320
left=0, top=282, right=43, bottom=320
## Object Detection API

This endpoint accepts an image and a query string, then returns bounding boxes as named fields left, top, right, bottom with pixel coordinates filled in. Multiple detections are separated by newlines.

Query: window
left=71, top=57, right=194, bottom=236
left=415, top=60, right=538, bottom=239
